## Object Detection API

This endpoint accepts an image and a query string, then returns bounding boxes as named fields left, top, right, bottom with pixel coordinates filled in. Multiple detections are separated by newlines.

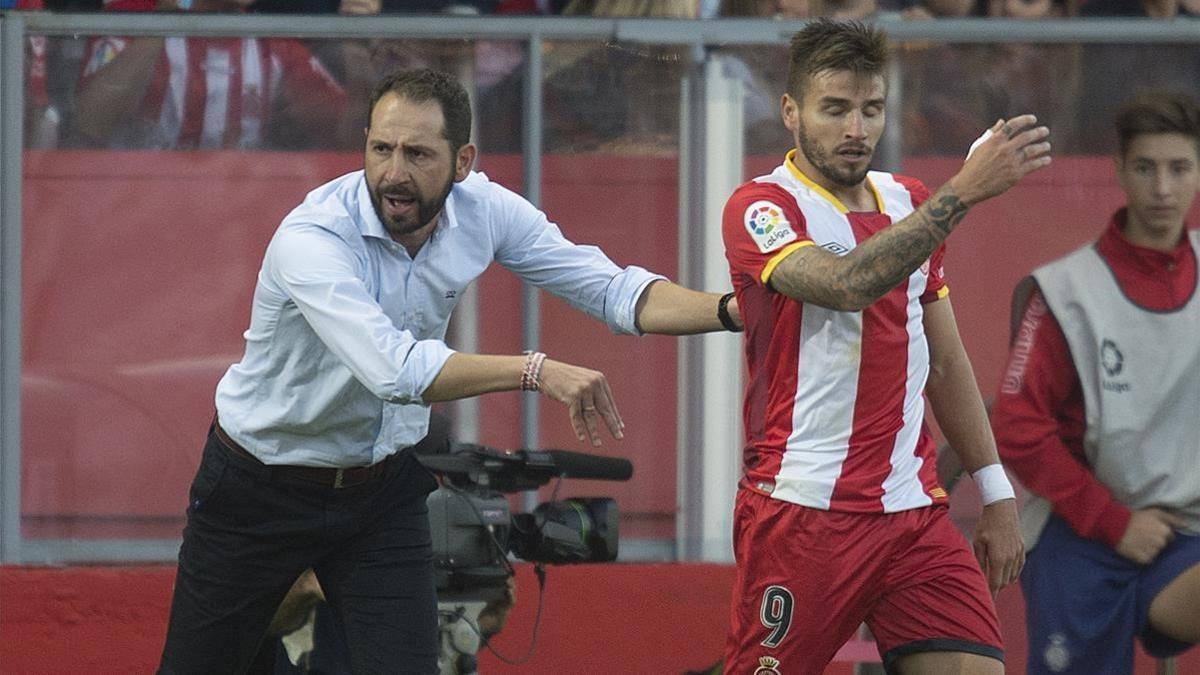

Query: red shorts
left=724, top=489, right=1002, bottom=674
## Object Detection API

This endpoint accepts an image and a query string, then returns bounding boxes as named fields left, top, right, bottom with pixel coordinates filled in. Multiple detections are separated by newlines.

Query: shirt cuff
left=605, top=266, right=667, bottom=336
left=397, top=340, right=456, bottom=405
left=1091, top=499, right=1134, bottom=549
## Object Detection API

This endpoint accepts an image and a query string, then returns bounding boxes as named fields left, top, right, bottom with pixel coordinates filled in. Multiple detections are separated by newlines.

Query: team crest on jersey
left=744, top=201, right=797, bottom=253
left=753, top=656, right=783, bottom=675
left=1043, top=633, right=1071, bottom=672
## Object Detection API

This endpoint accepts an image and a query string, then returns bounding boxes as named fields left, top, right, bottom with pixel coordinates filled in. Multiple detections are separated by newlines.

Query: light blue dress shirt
left=215, top=170, right=663, bottom=468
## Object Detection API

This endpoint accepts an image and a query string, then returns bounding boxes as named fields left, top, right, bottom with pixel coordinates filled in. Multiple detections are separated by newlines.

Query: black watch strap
left=717, top=291, right=742, bottom=333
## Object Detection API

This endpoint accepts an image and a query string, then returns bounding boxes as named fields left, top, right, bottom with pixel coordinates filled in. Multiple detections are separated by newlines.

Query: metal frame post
left=520, top=32, right=543, bottom=513
left=675, top=51, right=745, bottom=562
left=1, top=12, right=26, bottom=563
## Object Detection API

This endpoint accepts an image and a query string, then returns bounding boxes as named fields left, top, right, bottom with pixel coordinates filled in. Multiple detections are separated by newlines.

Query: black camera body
left=418, top=442, right=631, bottom=597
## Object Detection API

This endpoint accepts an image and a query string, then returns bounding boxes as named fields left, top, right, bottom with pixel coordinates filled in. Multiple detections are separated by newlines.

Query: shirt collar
left=1101, top=207, right=1193, bottom=274
left=355, top=172, right=391, bottom=241
left=784, top=149, right=884, bottom=214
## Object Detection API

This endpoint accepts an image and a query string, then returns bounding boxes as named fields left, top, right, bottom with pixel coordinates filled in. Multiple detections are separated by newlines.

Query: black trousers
left=158, top=428, right=440, bottom=674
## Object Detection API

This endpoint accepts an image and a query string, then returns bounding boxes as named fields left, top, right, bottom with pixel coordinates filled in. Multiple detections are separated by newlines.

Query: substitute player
left=994, top=90, right=1200, bottom=674
left=721, top=19, right=1048, bottom=674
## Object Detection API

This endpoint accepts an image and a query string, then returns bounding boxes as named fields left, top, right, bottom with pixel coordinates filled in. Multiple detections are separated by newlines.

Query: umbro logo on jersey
left=820, top=241, right=849, bottom=256
left=444, top=290, right=457, bottom=299
left=744, top=201, right=797, bottom=253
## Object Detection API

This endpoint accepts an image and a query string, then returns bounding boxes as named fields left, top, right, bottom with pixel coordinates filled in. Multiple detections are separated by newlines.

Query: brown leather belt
left=213, top=420, right=390, bottom=489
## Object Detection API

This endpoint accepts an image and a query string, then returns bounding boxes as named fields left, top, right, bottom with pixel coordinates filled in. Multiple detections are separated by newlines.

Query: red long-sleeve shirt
left=993, top=209, right=1198, bottom=548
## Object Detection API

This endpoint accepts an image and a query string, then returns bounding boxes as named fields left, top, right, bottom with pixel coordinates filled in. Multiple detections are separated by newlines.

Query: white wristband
left=972, top=464, right=1015, bottom=506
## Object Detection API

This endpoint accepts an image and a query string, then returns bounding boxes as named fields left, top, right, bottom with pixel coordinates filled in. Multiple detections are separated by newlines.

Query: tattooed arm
left=769, top=116, right=1052, bottom=311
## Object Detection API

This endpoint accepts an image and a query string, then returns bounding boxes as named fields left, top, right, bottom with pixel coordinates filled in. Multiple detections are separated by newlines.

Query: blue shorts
left=1022, top=514, right=1200, bottom=674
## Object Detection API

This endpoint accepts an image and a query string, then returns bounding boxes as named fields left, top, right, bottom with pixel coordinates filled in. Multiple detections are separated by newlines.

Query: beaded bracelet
left=520, top=351, right=546, bottom=392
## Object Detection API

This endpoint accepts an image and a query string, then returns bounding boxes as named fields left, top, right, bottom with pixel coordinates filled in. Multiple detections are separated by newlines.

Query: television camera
left=416, top=442, right=633, bottom=674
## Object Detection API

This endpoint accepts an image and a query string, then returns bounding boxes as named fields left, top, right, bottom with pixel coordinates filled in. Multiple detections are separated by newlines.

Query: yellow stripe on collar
left=784, top=149, right=885, bottom=215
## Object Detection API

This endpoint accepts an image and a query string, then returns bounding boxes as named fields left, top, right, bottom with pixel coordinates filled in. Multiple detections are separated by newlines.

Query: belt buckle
left=333, top=468, right=346, bottom=489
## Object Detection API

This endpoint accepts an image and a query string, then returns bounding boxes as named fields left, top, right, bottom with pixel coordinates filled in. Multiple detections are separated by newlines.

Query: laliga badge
left=744, top=201, right=797, bottom=253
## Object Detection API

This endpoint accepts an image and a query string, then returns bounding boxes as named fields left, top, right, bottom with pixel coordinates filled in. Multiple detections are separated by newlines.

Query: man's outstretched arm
left=634, top=280, right=741, bottom=335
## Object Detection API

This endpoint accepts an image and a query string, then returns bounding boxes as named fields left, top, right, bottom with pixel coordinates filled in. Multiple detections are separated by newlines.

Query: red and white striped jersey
left=79, top=35, right=346, bottom=149
left=722, top=150, right=949, bottom=514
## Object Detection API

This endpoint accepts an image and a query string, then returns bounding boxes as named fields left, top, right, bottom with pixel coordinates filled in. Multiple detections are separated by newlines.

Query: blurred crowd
left=7, top=0, right=1198, bottom=155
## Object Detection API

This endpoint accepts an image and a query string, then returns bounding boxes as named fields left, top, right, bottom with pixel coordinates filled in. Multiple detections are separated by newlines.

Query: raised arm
left=770, top=116, right=1051, bottom=311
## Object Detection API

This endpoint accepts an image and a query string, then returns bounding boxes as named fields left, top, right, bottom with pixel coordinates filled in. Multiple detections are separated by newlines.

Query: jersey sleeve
left=722, top=181, right=812, bottom=287
left=893, top=175, right=949, bottom=304
left=921, top=243, right=949, bottom=303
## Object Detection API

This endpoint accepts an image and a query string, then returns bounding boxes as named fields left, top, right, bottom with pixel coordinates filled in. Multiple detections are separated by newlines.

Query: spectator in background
left=899, top=0, right=973, bottom=17
left=495, top=0, right=569, bottom=10
left=900, top=0, right=1078, bottom=156
left=245, top=0, right=522, bottom=153
left=1071, top=0, right=1198, bottom=154
left=719, top=0, right=819, bottom=16
left=993, top=90, right=1200, bottom=675
left=716, top=0, right=817, bottom=156
left=15, top=0, right=61, bottom=148
left=558, top=0, right=696, bottom=13
left=554, top=0, right=698, bottom=154
left=245, top=0, right=391, bottom=150
left=890, top=0, right=981, bottom=155
left=720, top=0, right=877, bottom=17
left=69, top=0, right=350, bottom=150
left=476, top=0, right=699, bottom=154
left=1078, top=0, right=1192, bottom=14
left=248, top=0, right=501, bottom=13
left=826, top=0, right=878, bottom=17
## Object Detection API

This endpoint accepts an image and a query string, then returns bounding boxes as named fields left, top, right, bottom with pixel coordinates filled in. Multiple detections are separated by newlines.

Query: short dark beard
left=370, top=170, right=455, bottom=240
left=796, top=122, right=871, bottom=188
